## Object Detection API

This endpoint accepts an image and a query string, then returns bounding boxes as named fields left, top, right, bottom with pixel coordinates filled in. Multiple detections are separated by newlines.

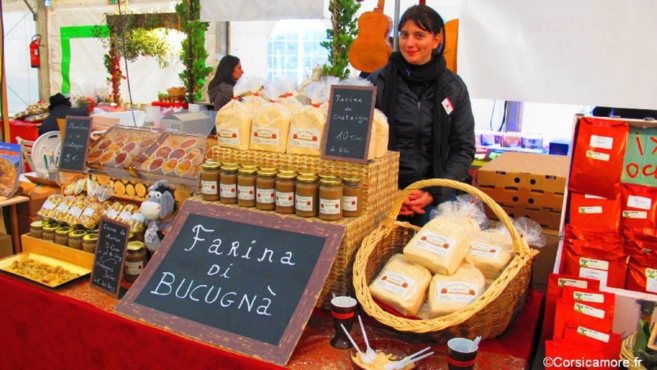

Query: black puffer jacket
left=368, top=65, right=476, bottom=202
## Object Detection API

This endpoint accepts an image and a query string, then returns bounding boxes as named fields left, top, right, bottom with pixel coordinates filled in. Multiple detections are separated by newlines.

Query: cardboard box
left=477, top=152, right=569, bottom=193
left=160, top=111, right=216, bottom=136
left=0, top=233, right=12, bottom=258
left=479, top=186, right=564, bottom=210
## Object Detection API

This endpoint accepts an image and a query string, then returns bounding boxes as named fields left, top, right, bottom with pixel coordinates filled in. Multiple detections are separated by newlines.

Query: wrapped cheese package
left=367, top=109, right=390, bottom=159
left=403, top=216, right=480, bottom=275
left=369, top=254, right=431, bottom=316
left=427, top=262, right=486, bottom=317
left=215, top=99, right=253, bottom=150
left=287, top=105, right=326, bottom=156
left=466, top=230, right=514, bottom=280
left=250, top=103, right=292, bottom=153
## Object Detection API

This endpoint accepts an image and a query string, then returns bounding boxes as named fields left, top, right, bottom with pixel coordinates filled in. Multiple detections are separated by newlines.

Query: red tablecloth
left=0, top=273, right=542, bottom=369
left=8, top=120, right=40, bottom=144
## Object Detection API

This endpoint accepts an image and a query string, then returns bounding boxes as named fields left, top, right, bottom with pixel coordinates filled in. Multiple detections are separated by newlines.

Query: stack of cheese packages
left=215, top=76, right=389, bottom=159
left=369, top=202, right=516, bottom=319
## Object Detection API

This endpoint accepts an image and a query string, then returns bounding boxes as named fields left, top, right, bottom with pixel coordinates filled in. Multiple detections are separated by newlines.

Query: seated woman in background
left=207, top=55, right=244, bottom=111
left=39, top=93, right=87, bottom=135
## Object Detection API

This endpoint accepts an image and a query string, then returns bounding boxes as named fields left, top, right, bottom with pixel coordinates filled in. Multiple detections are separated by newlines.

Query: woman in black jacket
left=368, top=5, right=475, bottom=225
left=208, top=55, right=244, bottom=111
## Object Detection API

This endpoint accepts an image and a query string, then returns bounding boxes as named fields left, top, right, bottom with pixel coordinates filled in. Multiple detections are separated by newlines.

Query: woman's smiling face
left=399, top=20, right=442, bottom=65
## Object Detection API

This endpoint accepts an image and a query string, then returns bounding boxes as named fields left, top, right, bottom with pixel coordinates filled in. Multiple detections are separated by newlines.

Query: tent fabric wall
left=200, top=0, right=323, bottom=22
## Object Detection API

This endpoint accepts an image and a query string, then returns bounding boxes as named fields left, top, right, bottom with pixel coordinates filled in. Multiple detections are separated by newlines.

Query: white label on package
left=342, top=196, right=358, bottom=212
left=118, top=210, right=132, bottom=221
left=238, top=186, right=255, bottom=200
left=622, top=210, right=648, bottom=219
left=125, top=261, right=144, bottom=275
left=580, top=268, right=609, bottom=287
left=296, top=195, right=314, bottom=211
left=105, top=209, right=119, bottom=219
left=415, top=231, right=456, bottom=257
left=590, top=135, right=614, bottom=150
left=373, top=272, right=416, bottom=298
left=646, top=268, right=657, bottom=293
left=42, top=199, right=56, bottom=210
left=586, top=150, right=610, bottom=161
left=68, top=206, right=83, bottom=218
left=320, top=199, right=341, bottom=215
left=469, top=242, right=501, bottom=258
left=201, top=181, right=218, bottom=195
left=220, top=184, right=237, bottom=198
left=558, top=278, right=588, bottom=288
left=82, top=206, right=96, bottom=217
left=289, top=128, right=321, bottom=149
left=218, top=129, right=240, bottom=145
left=276, top=192, right=294, bottom=207
left=578, top=206, right=603, bottom=214
left=573, top=291, right=604, bottom=303
left=252, top=126, right=281, bottom=146
left=56, top=203, right=69, bottom=213
left=584, top=194, right=606, bottom=200
left=580, top=258, right=609, bottom=271
left=577, top=326, right=610, bottom=343
left=628, top=195, right=652, bottom=210
left=256, top=189, right=275, bottom=204
left=574, top=302, right=605, bottom=319
left=435, top=282, right=481, bottom=304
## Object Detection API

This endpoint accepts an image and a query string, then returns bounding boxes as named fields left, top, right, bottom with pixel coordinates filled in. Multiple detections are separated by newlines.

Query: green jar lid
left=83, top=233, right=99, bottom=242
left=68, top=229, right=86, bottom=238
left=43, top=224, right=59, bottom=231
left=127, top=241, right=145, bottom=251
left=55, top=227, right=72, bottom=235
left=30, top=220, right=44, bottom=228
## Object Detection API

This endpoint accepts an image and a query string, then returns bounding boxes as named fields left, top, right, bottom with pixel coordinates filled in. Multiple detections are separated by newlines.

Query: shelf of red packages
left=0, top=273, right=543, bottom=369
left=151, top=101, right=189, bottom=109
left=8, top=120, right=40, bottom=144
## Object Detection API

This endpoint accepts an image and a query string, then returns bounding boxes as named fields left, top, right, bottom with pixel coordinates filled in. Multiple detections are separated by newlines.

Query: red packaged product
left=553, top=293, right=615, bottom=340
left=543, top=274, right=600, bottom=341
left=546, top=325, right=621, bottom=370
left=568, top=192, right=621, bottom=232
left=625, top=241, right=657, bottom=293
left=561, top=237, right=627, bottom=289
left=620, top=184, right=657, bottom=230
left=565, top=224, right=624, bottom=246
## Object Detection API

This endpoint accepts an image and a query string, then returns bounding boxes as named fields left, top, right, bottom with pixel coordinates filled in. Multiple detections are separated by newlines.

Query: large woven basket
left=620, top=333, right=648, bottom=370
left=353, top=178, right=538, bottom=341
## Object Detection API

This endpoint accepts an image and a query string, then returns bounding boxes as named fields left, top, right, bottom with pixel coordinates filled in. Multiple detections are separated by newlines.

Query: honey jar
left=220, top=164, right=239, bottom=204
left=42, top=223, right=58, bottom=242
left=319, top=177, right=343, bottom=221
left=256, top=169, right=277, bottom=211
left=295, top=174, right=319, bottom=217
left=237, top=167, right=257, bottom=207
left=342, top=177, right=362, bottom=217
left=54, top=226, right=72, bottom=246
left=30, top=220, right=44, bottom=239
left=275, top=171, right=297, bottom=214
left=124, top=241, right=147, bottom=282
left=200, top=160, right=221, bottom=201
left=82, top=233, right=99, bottom=254
left=68, top=229, right=86, bottom=250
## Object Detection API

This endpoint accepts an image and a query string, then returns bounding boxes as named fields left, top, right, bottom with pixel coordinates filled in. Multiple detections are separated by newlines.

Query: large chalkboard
left=90, top=218, right=129, bottom=297
left=321, top=85, right=376, bottom=163
left=59, top=116, right=91, bottom=172
left=116, top=200, right=344, bottom=366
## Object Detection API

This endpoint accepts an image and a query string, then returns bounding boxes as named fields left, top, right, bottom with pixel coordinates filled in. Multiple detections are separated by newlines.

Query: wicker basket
left=211, top=146, right=400, bottom=306
left=620, top=333, right=648, bottom=370
left=353, top=178, right=538, bottom=341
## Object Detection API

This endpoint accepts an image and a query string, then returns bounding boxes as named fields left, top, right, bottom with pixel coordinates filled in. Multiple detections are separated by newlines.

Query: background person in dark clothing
left=39, top=93, right=77, bottom=135
left=207, top=55, right=243, bottom=111
left=368, top=5, right=476, bottom=225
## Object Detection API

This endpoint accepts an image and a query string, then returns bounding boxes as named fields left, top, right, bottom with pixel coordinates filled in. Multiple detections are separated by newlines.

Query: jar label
left=289, top=128, right=321, bottom=149
left=125, top=260, right=144, bottom=275
left=276, top=192, right=294, bottom=207
left=320, top=198, right=341, bottom=215
left=201, top=180, right=218, bottom=195
left=296, top=195, right=314, bottom=211
left=218, top=128, right=240, bottom=145
left=220, top=184, right=237, bottom=198
left=342, top=195, right=358, bottom=212
left=238, top=185, right=255, bottom=200
left=252, top=125, right=281, bottom=146
left=257, top=188, right=275, bottom=204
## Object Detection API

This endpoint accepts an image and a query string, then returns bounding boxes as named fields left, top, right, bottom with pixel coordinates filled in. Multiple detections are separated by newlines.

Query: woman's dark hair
left=398, top=5, right=445, bottom=36
left=209, top=55, right=240, bottom=88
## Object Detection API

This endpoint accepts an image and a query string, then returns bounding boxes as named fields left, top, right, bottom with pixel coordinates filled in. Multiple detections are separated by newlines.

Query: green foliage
left=321, top=0, right=360, bottom=79
left=122, top=28, right=174, bottom=68
left=176, top=0, right=213, bottom=103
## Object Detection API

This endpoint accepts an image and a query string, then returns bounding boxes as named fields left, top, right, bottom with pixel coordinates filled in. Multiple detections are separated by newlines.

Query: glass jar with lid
left=30, top=220, right=44, bottom=239
left=68, top=229, right=86, bottom=250
left=256, top=169, right=277, bottom=211
left=220, top=164, right=239, bottom=204
left=295, top=175, right=319, bottom=217
left=275, top=171, right=297, bottom=214
left=200, top=160, right=221, bottom=201
left=42, top=223, right=58, bottom=242
left=54, top=226, right=72, bottom=246
left=124, top=241, right=147, bottom=282
left=319, top=177, right=343, bottom=221
left=237, top=167, right=257, bottom=207
left=342, top=177, right=362, bottom=217
left=82, top=233, right=99, bottom=253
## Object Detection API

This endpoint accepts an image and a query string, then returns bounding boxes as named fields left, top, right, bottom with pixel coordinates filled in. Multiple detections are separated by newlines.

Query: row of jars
left=200, top=160, right=363, bottom=221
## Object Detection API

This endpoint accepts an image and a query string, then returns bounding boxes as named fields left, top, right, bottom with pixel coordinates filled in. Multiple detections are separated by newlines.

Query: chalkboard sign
left=59, top=116, right=91, bottom=172
left=321, top=85, right=376, bottom=163
left=116, top=200, right=344, bottom=366
left=90, top=218, right=129, bottom=297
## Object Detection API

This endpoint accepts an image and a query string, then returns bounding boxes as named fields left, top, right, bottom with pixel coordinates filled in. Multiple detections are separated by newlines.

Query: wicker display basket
left=620, top=333, right=649, bottom=370
left=353, top=178, right=538, bottom=341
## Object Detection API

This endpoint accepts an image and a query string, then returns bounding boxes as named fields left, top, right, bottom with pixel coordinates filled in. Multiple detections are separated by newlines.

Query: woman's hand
left=398, top=190, right=433, bottom=216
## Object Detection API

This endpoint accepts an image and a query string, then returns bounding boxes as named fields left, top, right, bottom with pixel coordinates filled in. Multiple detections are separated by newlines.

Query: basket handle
left=383, top=178, right=530, bottom=255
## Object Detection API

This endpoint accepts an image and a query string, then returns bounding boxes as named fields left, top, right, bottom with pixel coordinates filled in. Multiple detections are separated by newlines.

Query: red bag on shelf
left=625, top=240, right=657, bottom=293
left=568, top=192, right=621, bottom=232
left=620, top=184, right=657, bottom=230
left=553, top=290, right=615, bottom=340
left=543, top=274, right=600, bottom=341
left=545, top=324, right=622, bottom=370
left=569, top=117, right=629, bottom=199
left=561, top=236, right=627, bottom=289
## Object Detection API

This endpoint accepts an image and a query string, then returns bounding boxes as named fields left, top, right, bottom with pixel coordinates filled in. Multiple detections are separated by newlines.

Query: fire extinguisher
left=30, top=34, right=41, bottom=68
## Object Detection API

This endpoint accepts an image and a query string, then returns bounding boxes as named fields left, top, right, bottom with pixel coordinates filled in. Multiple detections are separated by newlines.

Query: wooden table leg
left=9, top=205, right=21, bottom=254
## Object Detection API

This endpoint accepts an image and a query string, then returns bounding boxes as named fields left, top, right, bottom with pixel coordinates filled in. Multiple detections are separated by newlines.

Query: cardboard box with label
left=160, top=111, right=216, bottom=136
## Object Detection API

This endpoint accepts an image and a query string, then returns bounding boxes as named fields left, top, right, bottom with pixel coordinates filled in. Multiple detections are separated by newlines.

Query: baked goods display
left=139, top=133, right=205, bottom=179
left=87, top=127, right=161, bottom=170
left=3, top=259, right=81, bottom=287
left=0, top=157, right=19, bottom=198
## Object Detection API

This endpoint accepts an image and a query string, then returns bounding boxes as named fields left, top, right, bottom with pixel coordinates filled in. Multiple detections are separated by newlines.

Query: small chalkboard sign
left=116, top=200, right=345, bottom=366
left=90, top=218, right=130, bottom=297
left=321, top=85, right=376, bottom=163
left=58, top=116, right=91, bottom=172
